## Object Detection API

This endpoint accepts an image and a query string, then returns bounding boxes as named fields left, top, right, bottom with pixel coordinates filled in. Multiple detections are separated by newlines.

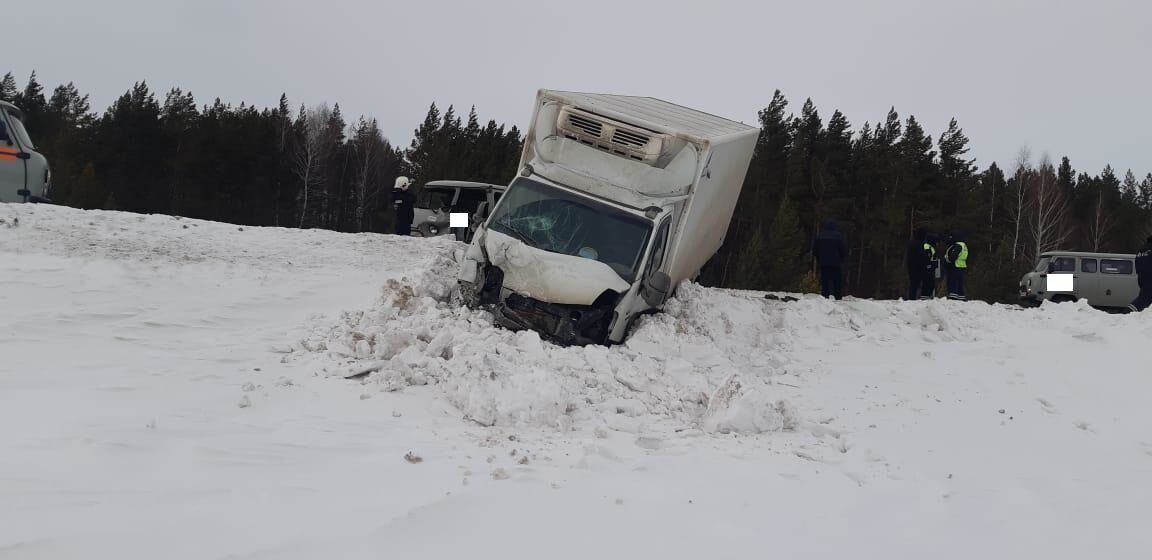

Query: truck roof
left=540, top=90, right=756, bottom=141
left=1039, top=251, right=1134, bottom=259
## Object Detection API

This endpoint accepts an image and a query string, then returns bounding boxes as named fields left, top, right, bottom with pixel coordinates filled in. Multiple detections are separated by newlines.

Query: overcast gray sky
left=11, top=0, right=1151, bottom=177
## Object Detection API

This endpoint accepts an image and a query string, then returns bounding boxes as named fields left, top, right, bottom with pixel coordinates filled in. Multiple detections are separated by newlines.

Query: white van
left=0, top=101, right=51, bottom=203
left=1019, top=251, right=1139, bottom=308
left=412, top=180, right=506, bottom=242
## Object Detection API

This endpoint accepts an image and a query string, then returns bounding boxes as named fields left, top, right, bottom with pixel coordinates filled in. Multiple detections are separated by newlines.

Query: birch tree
left=294, top=103, right=332, bottom=228
left=350, top=117, right=385, bottom=231
left=1087, top=184, right=1115, bottom=251
left=1027, top=156, right=1070, bottom=263
left=1009, top=147, right=1031, bottom=262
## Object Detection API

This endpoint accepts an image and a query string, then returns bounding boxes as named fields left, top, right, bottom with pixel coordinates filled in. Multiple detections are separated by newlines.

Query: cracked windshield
left=488, top=177, right=652, bottom=282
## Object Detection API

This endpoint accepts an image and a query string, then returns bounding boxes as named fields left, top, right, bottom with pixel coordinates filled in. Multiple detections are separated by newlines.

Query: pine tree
left=1121, top=169, right=1139, bottom=204
left=1057, top=156, right=1075, bottom=195
left=1140, top=174, right=1152, bottom=210
left=764, top=192, right=805, bottom=290
left=938, top=118, right=975, bottom=180
left=1100, top=165, right=1120, bottom=191
left=0, top=73, right=17, bottom=102
left=406, top=103, right=442, bottom=185
left=48, top=83, right=94, bottom=127
left=67, top=162, right=107, bottom=209
left=14, top=71, right=48, bottom=134
left=876, top=108, right=902, bottom=147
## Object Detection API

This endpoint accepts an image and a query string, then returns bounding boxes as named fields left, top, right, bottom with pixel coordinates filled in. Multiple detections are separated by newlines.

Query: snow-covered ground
left=2, top=203, right=1151, bottom=559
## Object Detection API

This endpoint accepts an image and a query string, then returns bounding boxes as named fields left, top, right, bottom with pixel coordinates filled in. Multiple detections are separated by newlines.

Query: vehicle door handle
left=17, top=152, right=30, bottom=160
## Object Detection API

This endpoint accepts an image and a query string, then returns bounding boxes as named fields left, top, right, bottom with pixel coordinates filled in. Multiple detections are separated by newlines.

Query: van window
left=6, top=110, right=34, bottom=149
left=416, top=187, right=453, bottom=210
left=1080, top=259, right=1098, bottom=273
left=1049, top=257, right=1076, bottom=272
left=453, top=189, right=488, bottom=215
left=1033, top=257, right=1050, bottom=272
left=1100, top=259, right=1133, bottom=275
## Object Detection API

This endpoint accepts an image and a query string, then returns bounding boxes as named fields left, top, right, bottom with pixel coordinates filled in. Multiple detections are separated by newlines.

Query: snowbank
left=8, top=203, right=1152, bottom=559
left=298, top=249, right=1152, bottom=438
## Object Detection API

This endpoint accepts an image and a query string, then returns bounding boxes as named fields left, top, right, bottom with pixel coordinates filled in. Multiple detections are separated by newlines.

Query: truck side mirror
left=642, top=272, right=671, bottom=307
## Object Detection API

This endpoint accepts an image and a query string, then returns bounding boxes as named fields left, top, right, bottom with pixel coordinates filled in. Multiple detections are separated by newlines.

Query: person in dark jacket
left=943, top=232, right=970, bottom=301
left=903, top=228, right=940, bottom=301
left=392, top=176, right=415, bottom=236
left=812, top=219, right=847, bottom=300
left=905, top=229, right=932, bottom=300
left=1128, top=236, right=1152, bottom=312
left=919, top=232, right=940, bottom=299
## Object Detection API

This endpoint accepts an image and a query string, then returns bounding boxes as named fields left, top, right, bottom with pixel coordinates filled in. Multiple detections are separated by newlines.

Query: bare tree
left=1027, top=155, right=1071, bottom=263
left=1087, top=185, right=1115, bottom=251
left=294, top=103, right=333, bottom=228
left=351, top=117, right=385, bottom=232
left=1009, top=147, right=1031, bottom=262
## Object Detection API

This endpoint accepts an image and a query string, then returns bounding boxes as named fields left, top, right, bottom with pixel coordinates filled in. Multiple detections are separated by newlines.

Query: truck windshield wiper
left=494, top=219, right=535, bottom=245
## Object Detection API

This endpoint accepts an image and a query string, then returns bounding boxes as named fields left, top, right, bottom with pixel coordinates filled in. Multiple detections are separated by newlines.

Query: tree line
left=1, top=72, right=522, bottom=233
left=4, top=72, right=1151, bottom=302
left=698, top=91, right=1152, bottom=302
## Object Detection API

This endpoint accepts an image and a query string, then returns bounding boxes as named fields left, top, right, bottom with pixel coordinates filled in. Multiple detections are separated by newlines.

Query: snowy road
left=2, top=204, right=1151, bottom=559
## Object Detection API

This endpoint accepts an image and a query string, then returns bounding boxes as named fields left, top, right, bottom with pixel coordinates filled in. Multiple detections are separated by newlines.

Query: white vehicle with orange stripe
left=0, top=101, right=51, bottom=203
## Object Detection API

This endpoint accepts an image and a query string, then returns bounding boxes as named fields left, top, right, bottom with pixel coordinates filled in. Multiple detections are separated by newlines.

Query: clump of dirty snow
left=294, top=249, right=799, bottom=436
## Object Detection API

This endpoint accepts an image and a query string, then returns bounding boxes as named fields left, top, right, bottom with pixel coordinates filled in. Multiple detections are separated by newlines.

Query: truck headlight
left=429, top=225, right=439, bottom=235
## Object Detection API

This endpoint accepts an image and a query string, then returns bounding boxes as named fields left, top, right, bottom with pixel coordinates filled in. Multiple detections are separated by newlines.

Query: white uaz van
left=1019, top=251, right=1138, bottom=308
left=0, top=101, right=50, bottom=204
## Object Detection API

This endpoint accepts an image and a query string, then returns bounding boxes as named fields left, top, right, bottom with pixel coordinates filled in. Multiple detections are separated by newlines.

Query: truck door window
left=646, top=218, right=671, bottom=278
left=1080, top=258, right=1098, bottom=273
left=1049, top=257, right=1075, bottom=272
left=1100, top=259, right=1133, bottom=275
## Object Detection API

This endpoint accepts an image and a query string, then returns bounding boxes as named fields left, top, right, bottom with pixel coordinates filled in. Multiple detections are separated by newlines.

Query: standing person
left=943, top=232, right=970, bottom=301
left=920, top=232, right=940, bottom=300
left=905, top=228, right=928, bottom=300
left=1128, top=236, right=1152, bottom=312
left=812, top=219, right=847, bottom=300
left=391, top=176, right=415, bottom=236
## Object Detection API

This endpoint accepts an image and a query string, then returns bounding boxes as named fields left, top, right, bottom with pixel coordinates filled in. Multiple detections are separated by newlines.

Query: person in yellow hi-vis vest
left=943, top=232, right=970, bottom=301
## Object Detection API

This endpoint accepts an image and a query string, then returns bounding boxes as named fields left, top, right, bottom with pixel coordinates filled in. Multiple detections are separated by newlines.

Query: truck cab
left=1019, top=251, right=1138, bottom=309
left=0, top=101, right=51, bottom=204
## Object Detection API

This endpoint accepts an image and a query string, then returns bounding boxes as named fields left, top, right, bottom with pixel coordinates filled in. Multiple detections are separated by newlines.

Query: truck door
left=1076, top=258, right=1100, bottom=304
left=1098, top=258, right=1137, bottom=307
left=0, top=114, right=27, bottom=203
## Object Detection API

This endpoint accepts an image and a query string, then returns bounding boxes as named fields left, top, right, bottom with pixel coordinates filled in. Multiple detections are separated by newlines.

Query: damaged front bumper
left=493, top=291, right=619, bottom=347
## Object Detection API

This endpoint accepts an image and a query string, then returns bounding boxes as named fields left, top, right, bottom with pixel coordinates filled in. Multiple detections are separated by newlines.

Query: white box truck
left=457, top=89, right=758, bottom=345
